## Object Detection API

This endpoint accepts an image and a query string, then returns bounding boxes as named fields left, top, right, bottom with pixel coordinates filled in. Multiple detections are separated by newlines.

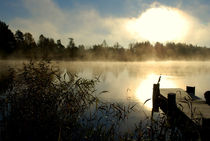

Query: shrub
left=1, top=59, right=188, bottom=141
left=3, top=60, right=136, bottom=141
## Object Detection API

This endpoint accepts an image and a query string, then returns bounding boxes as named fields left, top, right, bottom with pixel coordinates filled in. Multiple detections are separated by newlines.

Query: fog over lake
left=2, top=60, right=210, bottom=108
left=1, top=60, right=210, bottom=130
left=56, top=61, right=209, bottom=106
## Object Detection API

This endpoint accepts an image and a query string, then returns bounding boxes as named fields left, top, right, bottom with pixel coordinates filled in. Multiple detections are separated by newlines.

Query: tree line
left=1, top=20, right=210, bottom=61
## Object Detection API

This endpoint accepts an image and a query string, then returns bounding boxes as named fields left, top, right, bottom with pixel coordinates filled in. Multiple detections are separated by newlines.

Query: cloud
left=173, top=7, right=210, bottom=46
left=9, top=0, right=134, bottom=46
left=126, top=2, right=210, bottom=46
left=9, top=0, right=210, bottom=47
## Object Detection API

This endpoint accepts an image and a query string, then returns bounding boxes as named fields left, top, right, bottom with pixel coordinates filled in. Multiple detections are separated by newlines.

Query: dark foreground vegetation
left=1, top=20, right=210, bottom=61
left=0, top=59, right=192, bottom=141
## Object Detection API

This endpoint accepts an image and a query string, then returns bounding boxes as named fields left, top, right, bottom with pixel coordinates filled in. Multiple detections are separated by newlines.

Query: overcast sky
left=0, top=0, right=210, bottom=47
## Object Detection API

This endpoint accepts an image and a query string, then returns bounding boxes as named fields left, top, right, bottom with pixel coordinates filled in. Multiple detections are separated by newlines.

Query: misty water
left=56, top=61, right=210, bottom=103
left=1, top=60, right=210, bottom=129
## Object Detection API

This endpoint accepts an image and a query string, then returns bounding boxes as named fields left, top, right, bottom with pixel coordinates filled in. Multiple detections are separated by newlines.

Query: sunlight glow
left=126, top=7, right=189, bottom=42
left=135, top=74, right=177, bottom=109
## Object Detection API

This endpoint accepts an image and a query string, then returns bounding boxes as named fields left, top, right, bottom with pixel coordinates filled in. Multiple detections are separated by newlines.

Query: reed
left=0, top=59, right=186, bottom=141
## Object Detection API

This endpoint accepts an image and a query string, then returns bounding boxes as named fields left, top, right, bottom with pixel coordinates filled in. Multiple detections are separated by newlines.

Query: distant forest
left=1, top=20, right=210, bottom=61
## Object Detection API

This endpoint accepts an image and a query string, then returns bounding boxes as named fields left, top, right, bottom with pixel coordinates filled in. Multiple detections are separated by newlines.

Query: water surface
left=55, top=61, right=210, bottom=109
left=1, top=60, right=210, bottom=126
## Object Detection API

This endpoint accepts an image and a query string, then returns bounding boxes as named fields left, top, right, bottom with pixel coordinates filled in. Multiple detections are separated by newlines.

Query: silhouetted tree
left=15, top=30, right=24, bottom=42
left=155, top=42, right=166, bottom=60
left=24, top=32, right=36, bottom=46
left=101, top=40, right=108, bottom=48
left=67, top=38, right=75, bottom=48
left=114, top=42, right=121, bottom=49
left=37, top=34, right=57, bottom=58
left=15, top=30, right=25, bottom=56
left=57, top=40, right=64, bottom=49
left=22, top=32, right=37, bottom=58
left=1, top=20, right=210, bottom=61
left=0, top=21, right=16, bottom=57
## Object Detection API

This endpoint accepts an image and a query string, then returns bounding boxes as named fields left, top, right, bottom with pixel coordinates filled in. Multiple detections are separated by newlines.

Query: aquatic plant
left=1, top=59, right=137, bottom=141
left=0, top=59, right=200, bottom=141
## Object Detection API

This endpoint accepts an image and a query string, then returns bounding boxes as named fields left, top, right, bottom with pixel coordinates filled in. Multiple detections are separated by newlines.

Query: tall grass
left=0, top=60, right=138, bottom=140
left=0, top=59, right=187, bottom=141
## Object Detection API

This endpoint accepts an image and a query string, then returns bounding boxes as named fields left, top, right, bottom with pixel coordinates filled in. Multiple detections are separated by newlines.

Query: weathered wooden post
left=204, top=91, right=210, bottom=105
left=151, top=83, right=160, bottom=141
left=167, top=93, right=177, bottom=129
left=167, top=93, right=176, bottom=116
left=201, top=118, right=210, bottom=140
left=186, top=86, right=195, bottom=97
left=152, top=83, right=160, bottom=112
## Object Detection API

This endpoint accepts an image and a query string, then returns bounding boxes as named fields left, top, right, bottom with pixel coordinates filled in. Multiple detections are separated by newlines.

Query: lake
left=55, top=61, right=210, bottom=106
left=1, top=60, right=210, bottom=127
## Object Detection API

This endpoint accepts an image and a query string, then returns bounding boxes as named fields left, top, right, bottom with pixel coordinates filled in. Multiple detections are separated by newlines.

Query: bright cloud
left=9, top=0, right=133, bottom=46
left=126, top=6, right=190, bottom=43
left=9, top=0, right=210, bottom=47
left=183, top=15, right=210, bottom=46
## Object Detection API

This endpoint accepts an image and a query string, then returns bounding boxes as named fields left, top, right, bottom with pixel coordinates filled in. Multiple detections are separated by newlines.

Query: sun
left=126, top=7, right=189, bottom=42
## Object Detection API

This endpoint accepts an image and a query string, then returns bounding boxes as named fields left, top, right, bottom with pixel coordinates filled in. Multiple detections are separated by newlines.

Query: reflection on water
left=1, top=60, right=210, bottom=110
left=135, top=74, right=177, bottom=109
left=53, top=61, right=210, bottom=111
left=59, top=61, right=210, bottom=101
left=2, top=60, right=210, bottom=131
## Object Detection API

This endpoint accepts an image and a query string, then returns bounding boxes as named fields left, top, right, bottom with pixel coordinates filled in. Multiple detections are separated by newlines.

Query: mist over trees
left=0, top=20, right=210, bottom=61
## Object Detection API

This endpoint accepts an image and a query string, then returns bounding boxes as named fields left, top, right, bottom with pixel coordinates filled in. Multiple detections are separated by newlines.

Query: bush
left=1, top=59, right=187, bottom=141
left=3, top=60, right=136, bottom=141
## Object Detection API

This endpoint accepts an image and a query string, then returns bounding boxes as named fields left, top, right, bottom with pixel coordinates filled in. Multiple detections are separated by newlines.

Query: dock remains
left=152, top=84, right=210, bottom=140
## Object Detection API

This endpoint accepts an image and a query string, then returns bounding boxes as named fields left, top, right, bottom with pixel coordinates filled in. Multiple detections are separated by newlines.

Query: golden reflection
left=135, top=73, right=177, bottom=109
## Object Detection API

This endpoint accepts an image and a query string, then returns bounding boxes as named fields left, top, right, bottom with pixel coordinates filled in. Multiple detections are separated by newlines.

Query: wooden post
left=168, top=93, right=176, bottom=116
left=201, top=118, right=210, bottom=140
left=152, top=84, right=160, bottom=112
left=186, top=86, right=195, bottom=96
left=151, top=83, right=160, bottom=140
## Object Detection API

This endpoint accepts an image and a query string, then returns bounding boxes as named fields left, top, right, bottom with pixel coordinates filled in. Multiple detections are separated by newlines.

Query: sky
left=0, top=0, right=210, bottom=47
